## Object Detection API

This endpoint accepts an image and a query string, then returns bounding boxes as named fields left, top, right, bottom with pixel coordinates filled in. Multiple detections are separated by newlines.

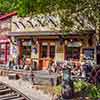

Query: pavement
left=0, top=76, right=52, bottom=100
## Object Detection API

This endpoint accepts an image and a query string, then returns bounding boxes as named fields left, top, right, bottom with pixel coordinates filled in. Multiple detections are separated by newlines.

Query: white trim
left=50, top=42, right=55, bottom=45
left=68, top=42, right=82, bottom=47
left=42, top=42, right=48, bottom=45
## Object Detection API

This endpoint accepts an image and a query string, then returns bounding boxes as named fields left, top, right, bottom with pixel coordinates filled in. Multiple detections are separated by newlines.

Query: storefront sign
left=68, top=42, right=82, bottom=47
left=55, top=53, right=64, bottom=62
left=22, top=40, right=32, bottom=46
left=57, top=45, right=64, bottom=53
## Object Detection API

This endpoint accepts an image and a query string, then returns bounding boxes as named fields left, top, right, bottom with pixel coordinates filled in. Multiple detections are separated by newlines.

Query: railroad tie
left=0, top=82, right=31, bottom=100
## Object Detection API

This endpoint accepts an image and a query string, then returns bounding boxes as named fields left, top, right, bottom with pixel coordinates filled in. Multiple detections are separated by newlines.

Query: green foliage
left=74, top=80, right=88, bottom=92
left=74, top=80, right=100, bottom=99
left=0, top=0, right=19, bottom=13
left=88, top=84, right=100, bottom=99
left=53, top=85, right=63, bottom=96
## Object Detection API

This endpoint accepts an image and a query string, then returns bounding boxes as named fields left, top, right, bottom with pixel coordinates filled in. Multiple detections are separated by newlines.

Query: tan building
left=8, top=15, right=96, bottom=70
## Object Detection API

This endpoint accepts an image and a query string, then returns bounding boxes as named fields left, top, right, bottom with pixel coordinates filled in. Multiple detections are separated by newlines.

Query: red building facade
left=0, top=12, right=17, bottom=64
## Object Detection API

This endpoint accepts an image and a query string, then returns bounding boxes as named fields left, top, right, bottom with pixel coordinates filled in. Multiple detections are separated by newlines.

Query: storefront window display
left=83, top=48, right=94, bottom=60
left=19, top=39, right=32, bottom=66
left=65, top=47, right=80, bottom=60
left=0, top=43, right=10, bottom=64
left=50, top=45, right=55, bottom=58
left=42, top=45, right=48, bottom=58
left=22, top=46, right=31, bottom=58
left=21, top=39, right=32, bottom=58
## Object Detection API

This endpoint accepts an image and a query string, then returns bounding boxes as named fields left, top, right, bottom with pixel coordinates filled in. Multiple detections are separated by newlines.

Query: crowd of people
left=6, top=55, right=100, bottom=86
left=6, top=55, right=37, bottom=71
left=48, top=59, right=100, bottom=99
left=48, top=59, right=100, bottom=85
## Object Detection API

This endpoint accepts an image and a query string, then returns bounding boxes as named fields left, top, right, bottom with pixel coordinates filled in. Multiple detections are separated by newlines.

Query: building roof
left=0, top=11, right=17, bottom=20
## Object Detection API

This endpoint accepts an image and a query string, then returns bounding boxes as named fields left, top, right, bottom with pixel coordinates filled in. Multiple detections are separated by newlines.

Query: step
left=10, top=96, right=26, bottom=100
left=0, top=94, right=21, bottom=100
left=0, top=88, right=12, bottom=95
left=0, top=87, right=8, bottom=90
left=0, top=92, right=17, bottom=99
left=8, top=74, right=18, bottom=80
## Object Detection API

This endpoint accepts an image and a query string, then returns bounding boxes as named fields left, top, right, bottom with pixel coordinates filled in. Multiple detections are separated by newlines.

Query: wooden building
left=8, top=15, right=96, bottom=70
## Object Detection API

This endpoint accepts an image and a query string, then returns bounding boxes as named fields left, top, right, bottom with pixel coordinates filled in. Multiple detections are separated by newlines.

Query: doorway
left=39, top=42, right=55, bottom=70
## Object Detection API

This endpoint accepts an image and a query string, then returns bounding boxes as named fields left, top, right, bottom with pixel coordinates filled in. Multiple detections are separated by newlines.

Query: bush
left=74, top=80, right=88, bottom=92
left=74, top=80, right=100, bottom=99
left=53, top=85, right=63, bottom=96
left=88, top=85, right=100, bottom=99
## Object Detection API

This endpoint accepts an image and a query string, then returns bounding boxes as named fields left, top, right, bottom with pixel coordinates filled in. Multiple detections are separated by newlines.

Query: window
left=50, top=45, right=55, bottom=58
left=0, top=44, right=6, bottom=64
left=66, top=47, right=80, bottom=60
left=22, top=46, right=31, bottom=58
left=42, top=45, right=48, bottom=58
left=83, top=48, right=94, bottom=60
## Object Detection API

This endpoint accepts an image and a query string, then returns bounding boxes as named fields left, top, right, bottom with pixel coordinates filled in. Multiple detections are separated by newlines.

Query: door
left=39, top=42, right=55, bottom=70
left=19, top=39, right=32, bottom=65
left=20, top=46, right=31, bottom=65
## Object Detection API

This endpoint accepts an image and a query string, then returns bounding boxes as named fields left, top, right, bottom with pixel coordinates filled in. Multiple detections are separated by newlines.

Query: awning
left=0, top=36, right=10, bottom=43
left=7, top=31, right=62, bottom=36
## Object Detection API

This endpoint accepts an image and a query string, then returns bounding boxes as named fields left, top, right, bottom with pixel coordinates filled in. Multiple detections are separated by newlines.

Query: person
left=24, top=56, right=32, bottom=70
left=71, top=61, right=81, bottom=76
left=6, top=55, right=12, bottom=69
left=30, top=70, right=35, bottom=85
left=48, top=58, right=54, bottom=73
left=61, top=67, right=74, bottom=99
left=83, top=61, right=93, bottom=78
left=48, top=58, right=56, bottom=86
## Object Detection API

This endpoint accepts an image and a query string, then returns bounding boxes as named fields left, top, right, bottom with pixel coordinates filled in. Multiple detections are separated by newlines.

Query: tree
left=0, top=0, right=100, bottom=41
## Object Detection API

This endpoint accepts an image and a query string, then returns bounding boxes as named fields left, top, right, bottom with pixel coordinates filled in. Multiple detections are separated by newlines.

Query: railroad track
left=0, top=82, right=31, bottom=100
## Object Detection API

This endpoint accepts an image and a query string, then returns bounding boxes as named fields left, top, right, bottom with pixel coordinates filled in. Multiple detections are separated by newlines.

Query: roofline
left=7, top=31, right=62, bottom=36
left=0, top=11, right=17, bottom=20
left=7, top=30, right=95, bottom=36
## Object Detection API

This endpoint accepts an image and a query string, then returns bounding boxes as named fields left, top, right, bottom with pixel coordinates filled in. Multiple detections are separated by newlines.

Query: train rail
left=0, top=81, right=31, bottom=100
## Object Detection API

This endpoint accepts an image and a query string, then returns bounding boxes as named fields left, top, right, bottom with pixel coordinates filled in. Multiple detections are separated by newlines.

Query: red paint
left=5, top=43, right=7, bottom=64
left=0, top=11, right=17, bottom=20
